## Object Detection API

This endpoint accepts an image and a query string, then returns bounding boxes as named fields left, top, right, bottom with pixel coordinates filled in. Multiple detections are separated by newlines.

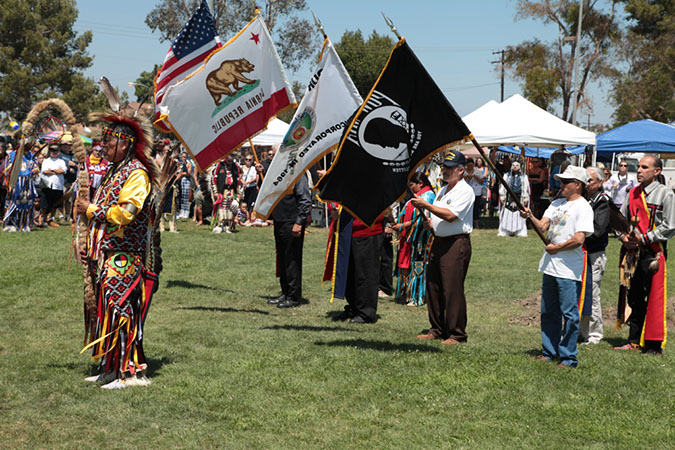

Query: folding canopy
left=462, top=94, right=596, bottom=148
left=596, top=119, right=675, bottom=155
left=497, top=145, right=586, bottom=158
left=248, top=118, right=289, bottom=146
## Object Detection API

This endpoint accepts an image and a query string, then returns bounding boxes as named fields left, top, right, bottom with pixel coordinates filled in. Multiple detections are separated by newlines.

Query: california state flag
left=156, top=13, right=296, bottom=171
left=254, top=38, right=362, bottom=218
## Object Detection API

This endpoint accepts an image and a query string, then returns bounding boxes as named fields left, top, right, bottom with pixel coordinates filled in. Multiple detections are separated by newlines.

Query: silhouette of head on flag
left=364, top=117, right=408, bottom=150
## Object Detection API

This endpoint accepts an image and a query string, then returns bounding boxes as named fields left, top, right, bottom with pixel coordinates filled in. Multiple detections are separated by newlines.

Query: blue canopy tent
left=497, top=145, right=586, bottom=158
left=596, top=119, right=675, bottom=155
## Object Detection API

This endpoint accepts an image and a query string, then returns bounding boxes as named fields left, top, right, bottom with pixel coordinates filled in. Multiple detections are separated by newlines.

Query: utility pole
left=569, top=0, right=584, bottom=125
left=491, top=50, right=505, bottom=102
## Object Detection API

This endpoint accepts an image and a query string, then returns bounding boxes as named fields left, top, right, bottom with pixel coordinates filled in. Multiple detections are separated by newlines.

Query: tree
left=145, top=0, right=318, bottom=72
left=504, top=0, right=620, bottom=122
left=276, top=80, right=304, bottom=123
left=610, top=0, right=674, bottom=125
left=334, top=30, right=396, bottom=98
left=0, top=0, right=105, bottom=121
left=132, top=65, right=161, bottom=102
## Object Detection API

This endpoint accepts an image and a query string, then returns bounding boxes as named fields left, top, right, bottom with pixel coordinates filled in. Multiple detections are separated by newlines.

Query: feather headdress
left=88, top=109, right=160, bottom=186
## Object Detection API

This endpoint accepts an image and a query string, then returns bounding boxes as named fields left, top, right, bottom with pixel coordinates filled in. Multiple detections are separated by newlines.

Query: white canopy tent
left=461, top=94, right=596, bottom=148
left=248, top=118, right=289, bottom=147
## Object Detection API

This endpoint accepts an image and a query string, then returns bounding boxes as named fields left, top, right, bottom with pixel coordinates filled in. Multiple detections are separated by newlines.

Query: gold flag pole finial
left=311, top=11, right=327, bottom=39
left=249, top=0, right=260, bottom=16
left=382, top=12, right=401, bottom=39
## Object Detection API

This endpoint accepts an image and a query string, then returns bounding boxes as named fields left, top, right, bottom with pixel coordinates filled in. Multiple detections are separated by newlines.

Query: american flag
left=154, top=0, right=221, bottom=132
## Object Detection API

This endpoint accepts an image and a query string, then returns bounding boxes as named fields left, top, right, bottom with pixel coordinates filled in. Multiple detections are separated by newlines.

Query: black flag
left=316, top=39, right=472, bottom=225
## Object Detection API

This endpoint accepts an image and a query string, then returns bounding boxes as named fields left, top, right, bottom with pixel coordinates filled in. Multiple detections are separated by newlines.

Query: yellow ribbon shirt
left=86, top=169, right=151, bottom=225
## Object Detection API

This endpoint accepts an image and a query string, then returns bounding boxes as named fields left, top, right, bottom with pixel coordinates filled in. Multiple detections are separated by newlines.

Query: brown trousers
left=425, top=234, right=471, bottom=341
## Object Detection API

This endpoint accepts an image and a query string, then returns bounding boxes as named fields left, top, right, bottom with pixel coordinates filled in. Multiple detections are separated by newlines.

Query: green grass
left=1, top=220, right=673, bottom=448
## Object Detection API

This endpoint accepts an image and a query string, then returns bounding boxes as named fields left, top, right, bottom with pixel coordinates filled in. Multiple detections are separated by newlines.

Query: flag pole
left=322, top=154, right=329, bottom=228
left=248, top=138, right=263, bottom=181
left=470, top=138, right=548, bottom=244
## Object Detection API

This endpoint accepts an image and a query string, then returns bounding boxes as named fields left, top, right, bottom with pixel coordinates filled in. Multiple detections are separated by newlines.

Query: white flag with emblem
left=157, top=13, right=296, bottom=171
left=254, top=38, right=362, bottom=218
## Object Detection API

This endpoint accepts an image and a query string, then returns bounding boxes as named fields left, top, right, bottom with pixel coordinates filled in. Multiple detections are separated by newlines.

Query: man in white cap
left=521, top=166, right=594, bottom=368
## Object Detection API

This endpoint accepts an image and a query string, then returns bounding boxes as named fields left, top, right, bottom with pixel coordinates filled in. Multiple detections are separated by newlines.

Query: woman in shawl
left=393, top=172, right=435, bottom=306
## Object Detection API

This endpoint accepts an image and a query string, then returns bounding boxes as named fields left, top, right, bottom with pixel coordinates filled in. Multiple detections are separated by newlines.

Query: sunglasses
left=619, top=164, right=627, bottom=167
left=245, top=159, right=253, bottom=161
left=560, top=179, right=579, bottom=185
left=102, top=128, right=135, bottom=143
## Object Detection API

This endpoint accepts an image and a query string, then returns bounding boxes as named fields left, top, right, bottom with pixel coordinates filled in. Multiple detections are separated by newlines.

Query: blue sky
left=73, top=0, right=617, bottom=126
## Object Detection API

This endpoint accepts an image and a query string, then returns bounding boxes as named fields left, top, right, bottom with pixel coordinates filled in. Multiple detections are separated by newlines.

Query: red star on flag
left=250, top=32, right=260, bottom=45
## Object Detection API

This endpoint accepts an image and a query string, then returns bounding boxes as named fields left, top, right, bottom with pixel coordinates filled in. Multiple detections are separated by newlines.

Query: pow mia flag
left=316, top=39, right=472, bottom=226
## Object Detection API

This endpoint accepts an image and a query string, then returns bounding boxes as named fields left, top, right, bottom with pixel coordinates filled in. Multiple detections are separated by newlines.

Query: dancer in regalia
left=76, top=110, right=161, bottom=389
left=498, top=161, right=530, bottom=237
left=393, top=172, right=435, bottom=306
left=615, top=156, right=675, bottom=355
left=2, top=146, right=38, bottom=232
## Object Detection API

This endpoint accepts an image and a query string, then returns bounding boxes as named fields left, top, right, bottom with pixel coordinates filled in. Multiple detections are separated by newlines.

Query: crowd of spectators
left=0, top=134, right=281, bottom=233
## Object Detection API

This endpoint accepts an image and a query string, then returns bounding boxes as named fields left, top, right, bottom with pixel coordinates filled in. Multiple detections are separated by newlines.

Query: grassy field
left=1, top=220, right=673, bottom=448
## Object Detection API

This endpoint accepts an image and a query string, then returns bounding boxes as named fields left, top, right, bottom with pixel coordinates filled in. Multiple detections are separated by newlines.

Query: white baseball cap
left=554, top=165, right=590, bottom=185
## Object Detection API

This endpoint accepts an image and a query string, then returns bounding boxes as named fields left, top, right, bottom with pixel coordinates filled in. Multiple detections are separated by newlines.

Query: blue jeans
left=541, top=274, right=581, bottom=367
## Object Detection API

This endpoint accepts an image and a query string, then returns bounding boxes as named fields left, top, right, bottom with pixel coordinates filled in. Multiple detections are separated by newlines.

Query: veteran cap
left=442, top=151, right=467, bottom=168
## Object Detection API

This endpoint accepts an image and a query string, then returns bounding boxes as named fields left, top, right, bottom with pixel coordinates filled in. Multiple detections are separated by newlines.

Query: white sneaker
left=84, top=372, right=116, bottom=383
left=213, top=226, right=222, bottom=234
left=101, top=378, right=127, bottom=390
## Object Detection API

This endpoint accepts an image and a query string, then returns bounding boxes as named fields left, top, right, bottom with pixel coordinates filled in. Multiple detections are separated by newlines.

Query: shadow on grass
left=524, top=348, right=542, bottom=357
left=324, top=311, right=382, bottom=321
left=260, top=324, right=360, bottom=332
left=315, top=339, right=442, bottom=353
left=165, top=279, right=235, bottom=293
left=46, top=361, right=79, bottom=371
left=173, top=306, right=270, bottom=315
left=146, top=356, right=173, bottom=378
left=259, top=295, right=311, bottom=305
left=603, top=337, right=629, bottom=347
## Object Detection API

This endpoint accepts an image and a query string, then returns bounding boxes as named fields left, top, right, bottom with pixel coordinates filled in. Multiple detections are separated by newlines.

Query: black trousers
left=243, top=186, right=258, bottom=208
left=378, top=232, right=393, bottom=296
left=273, top=221, right=305, bottom=302
left=345, top=233, right=381, bottom=322
left=43, top=188, right=63, bottom=213
left=425, top=234, right=471, bottom=340
left=627, top=250, right=663, bottom=350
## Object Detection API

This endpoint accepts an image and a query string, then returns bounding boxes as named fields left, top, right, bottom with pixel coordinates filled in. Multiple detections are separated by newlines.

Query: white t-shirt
left=241, top=165, right=257, bottom=187
left=41, top=157, right=66, bottom=190
left=606, top=173, right=636, bottom=206
left=464, top=169, right=484, bottom=196
left=430, top=179, right=475, bottom=236
left=538, top=197, right=594, bottom=281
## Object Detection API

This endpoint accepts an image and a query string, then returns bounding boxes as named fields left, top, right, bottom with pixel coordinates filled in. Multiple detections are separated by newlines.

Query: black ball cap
left=442, top=151, right=466, bottom=168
